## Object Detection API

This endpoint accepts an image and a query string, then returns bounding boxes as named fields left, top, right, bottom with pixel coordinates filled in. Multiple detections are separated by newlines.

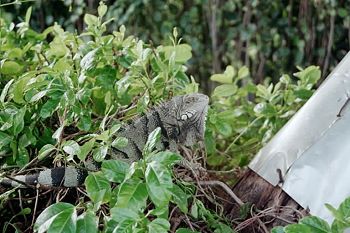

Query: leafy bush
left=0, top=3, right=232, bottom=232
left=272, top=196, right=350, bottom=233
left=2, top=0, right=348, bottom=93
left=0, top=2, right=336, bottom=233
left=206, top=65, right=321, bottom=169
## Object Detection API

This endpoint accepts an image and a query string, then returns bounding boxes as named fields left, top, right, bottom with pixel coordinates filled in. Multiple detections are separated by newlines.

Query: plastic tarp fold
left=249, top=52, right=350, bottom=223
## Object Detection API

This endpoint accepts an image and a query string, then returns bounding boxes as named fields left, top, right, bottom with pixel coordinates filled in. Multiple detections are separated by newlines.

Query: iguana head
left=165, top=93, right=209, bottom=146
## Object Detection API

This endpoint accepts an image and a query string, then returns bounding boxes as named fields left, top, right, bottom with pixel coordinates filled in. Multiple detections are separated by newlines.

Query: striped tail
left=1, top=167, right=88, bottom=188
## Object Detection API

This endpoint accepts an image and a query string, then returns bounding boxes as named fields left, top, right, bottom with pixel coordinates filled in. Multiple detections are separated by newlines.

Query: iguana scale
left=1, top=93, right=209, bottom=188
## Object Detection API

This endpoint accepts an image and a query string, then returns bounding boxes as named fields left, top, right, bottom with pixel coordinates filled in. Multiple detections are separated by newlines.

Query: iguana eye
left=180, top=110, right=196, bottom=121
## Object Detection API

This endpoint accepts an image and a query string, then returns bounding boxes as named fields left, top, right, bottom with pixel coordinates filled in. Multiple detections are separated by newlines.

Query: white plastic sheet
left=249, top=52, right=350, bottom=222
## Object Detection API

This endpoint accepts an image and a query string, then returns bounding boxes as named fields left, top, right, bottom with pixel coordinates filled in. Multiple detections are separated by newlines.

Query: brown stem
left=207, top=0, right=221, bottom=73
left=323, top=13, right=335, bottom=77
left=256, top=53, right=266, bottom=84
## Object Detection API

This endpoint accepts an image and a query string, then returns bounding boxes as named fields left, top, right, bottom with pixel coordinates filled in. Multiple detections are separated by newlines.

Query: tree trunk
left=228, top=169, right=308, bottom=233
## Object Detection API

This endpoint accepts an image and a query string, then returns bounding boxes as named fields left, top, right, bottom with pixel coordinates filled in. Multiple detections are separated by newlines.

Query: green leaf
left=284, top=224, right=313, bottom=233
left=106, top=219, right=135, bottom=233
left=0, top=121, right=12, bottom=131
left=0, top=79, right=14, bottom=103
left=48, top=40, right=68, bottom=57
left=161, top=44, right=192, bottom=62
left=147, top=151, right=182, bottom=166
left=53, top=58, right=71, bottom=72
left=12, top=75, right=30, bottom=104
left=237, top=66, right=249, bottom=79
left=143, top=127, right=161, bottom=156
left=145, top=161, right=172, bottom=207
left=170, top=184, right=188, bottom=213
left=0, top=61, right=22, bottom=75
left=111, top=137, right=129, bottom=149
left=78, top=138, right=95, bottom=161
left=271, top=226, right=285, bottom=233
left=96, top=130, right=109, bottom=141
left=110, top=207, right=140, bottom=223
left=294, top=65, right=321, bottom=85
left=149, top=205, right=168, bottom=218
left=331, top=220, right=348, bottom=233
left=190, top=200, right=198, bottom=219
left=213, top=84, right=237, bottom=97
left=76, top=210, right=98, bottom=233
left=34, top=202, right=76, bottom=233
left=93, top=145, right=108, bottom=162
left=40, top=98, right=60, bottom=118
left=52, top=125, right=64, bottom=141
left=62, top=140, right=81, bottom=156
left=325, top=203, right=339, bottom=219
left=98, top=2, right=108, bottom=17
left=116, top=180, right=148, bottom=211
left=109, top=124, right=122, bottom=136
left=254, top=102, right=277, bottom=116
left=214, top=223, right=236, bottom=233
left=294, top=89, right=313, bottom=100
left=124, top=162, right=143, bottom=181
left=176, top=228, right=200, bottom=233
left=80, top=48, right=98, bottom=71
left=0, top=132, right=13, bottom=149
left=299, top=216, right=331, bottom=233
left=101, top=160, right=129, bottom=183
left=17, top=146, right=29, bottom=166
left=8, top=48, right=23, bottom=59
left=85, top=172, right=111, bottom=205
left=38, top=144, right=56, bottom=160
left=20, top=207, right=31, bottom=215
left=13, top=107, right=26, bottom=136
left=210, top=66, right=235, bottom=84
left=84, top=14, right=98, bottom=27
left=337, top=196, right=350, bottom=220
left=25, top=6, right=32, bottom=23
left=215, top=121, right=232, bottom=137
left=256, top=84, right=271, bottom=100
left=147, top=218, right=170, bottom=233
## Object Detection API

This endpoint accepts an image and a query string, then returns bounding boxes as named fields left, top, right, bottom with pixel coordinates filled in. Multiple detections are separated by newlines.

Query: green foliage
left=34, top=203, right=77, bottom=233
left=0, top=4, right=231, bottom=231
left=2, top=0, right=347, bottom=94
left=0, top=3, right=196, bottom=168
left=0, top=1, right=342, bottom=232
left=272, top=196, right=350, bottom=233
left=206, top=65, right=320, bottom=169
left=32, top=128, right=231, bottom=232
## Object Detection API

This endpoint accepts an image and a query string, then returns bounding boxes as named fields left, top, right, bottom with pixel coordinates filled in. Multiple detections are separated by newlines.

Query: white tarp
left=249, top=52, right=350, bottom=223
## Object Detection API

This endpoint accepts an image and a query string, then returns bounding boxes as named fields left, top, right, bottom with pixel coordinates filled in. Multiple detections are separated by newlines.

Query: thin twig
left=224, top=116, right=262, bottom=154
left=198, top=180, right=244, bottom=206
left=19, top=157, right=39, bottom=173
left=31, top=189, right=39, bottom=228
left=184, top=214, right=195, bottom=231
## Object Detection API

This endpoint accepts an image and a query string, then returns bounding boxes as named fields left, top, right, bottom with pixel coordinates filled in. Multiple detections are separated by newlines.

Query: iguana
left=1, top=93, right=209, bottom=188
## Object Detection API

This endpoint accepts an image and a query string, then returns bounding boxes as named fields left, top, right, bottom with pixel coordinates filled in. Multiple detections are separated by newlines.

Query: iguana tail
left=1, top=167, right=88, bottom=188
